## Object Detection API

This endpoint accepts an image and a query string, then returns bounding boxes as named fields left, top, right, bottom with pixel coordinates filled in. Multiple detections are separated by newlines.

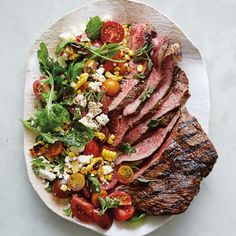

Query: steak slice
left=124, top=68, right=190, bottom=144
left=115, top=111, right=180, bottom=165
left=119, top=109, right=218, bottom=215
left=111, top=58, right=176, bottom=147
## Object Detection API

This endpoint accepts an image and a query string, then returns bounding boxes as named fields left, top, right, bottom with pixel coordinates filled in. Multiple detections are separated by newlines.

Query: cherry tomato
left=84, top=59, right=97, bottom=74
left=101, top=21, right=124, bottom=43
left=52, top=179, right=71, bottom=199
left=103, top=52, right=121, bottom=72
left=33, top=80, right=50, bottom=100
left=115, top=165, right=134, bottom=184
left=91, top=190, right=108, bottom=208
left=118, top=62, right=128, bottom=75
left=92, top=40, right=103, bottom=48
left=109, top=191, right=132, bottom=206
left=84, top=140, right=100, bottom=157
left=30, top=142, right=47, bottom=158
left=93, top=210, right=113, bottom=230
left=71, top=195, right=94, bottom=223
left=103, top=79, right=120, bottom=97
left=113, top=206, right=135, bottom=221
left=68, top=173, right=85, bottom=192
left=46, top=142, right=63, bottom=157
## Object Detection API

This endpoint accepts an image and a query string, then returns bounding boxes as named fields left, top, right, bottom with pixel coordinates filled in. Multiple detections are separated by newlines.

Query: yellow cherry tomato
left=103, top=79, right=120, bottom=97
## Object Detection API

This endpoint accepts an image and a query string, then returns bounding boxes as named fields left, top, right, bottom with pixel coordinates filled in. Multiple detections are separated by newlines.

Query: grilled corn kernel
left=102, top=149, right=117, bottom=162
left=116, top=76, right=123, bottom=81
left=128, top=50, right=134, bottom=56
left=68, top=152, right=76, bottom=158
left=91, top=170, right=98, bottom=175
left=77, top=89, right=82, bottom=94
left=60, top=184, right=68, bottom=192
left=123, top=39, right=128, bottom=45
left=124, top=54, right=131, bottom=61
left=107, top=134, right=116, bottom=145
left=104, top=174, right=112, bottom=181
left=95, top=132, right=105, bottom=141
left=105, top=71, right=113, bottom=79
left=91, top=157, right=103, bottom=167
left=71, top=161, right=80, bottom=173
left=86, top=164, right=93, bottom=172
left=80, top=167, right=87, bottom=175
left=114, top=66, right=120, bottom=71
left=137, top=64, right=144, bottom=73
left=114, top=71, right=120, bottom=76
left=74, top=73, right=89, bottom=90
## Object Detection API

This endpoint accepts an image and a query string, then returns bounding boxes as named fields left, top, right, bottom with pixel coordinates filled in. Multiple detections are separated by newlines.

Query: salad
left=23, top=16, right=148, bottom=229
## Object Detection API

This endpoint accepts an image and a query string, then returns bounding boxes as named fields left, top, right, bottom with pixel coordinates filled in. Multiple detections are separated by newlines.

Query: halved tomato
left=71, top=195, right=94, bottom=223
left=92, top=210, right=113, bottom=230
left=46, top=142, right=63, bottom=157
left=113, top=206, right=135, bottom=221
left=115, top=165, right=134, bottom=184
left=117, top=62, right=128, bottom=75
left=33, top=79, right=50, bottom=100
left=84, top=140, right=100, bottom=157
left=52, top=179, right=71, bottom=199
left=103, top=52, right=121, bottom=72
left=91, top=190, right=108, bottom=208
left=101, top=21, right=124, bottom=43
left=108, top=191, right=132, bottom=206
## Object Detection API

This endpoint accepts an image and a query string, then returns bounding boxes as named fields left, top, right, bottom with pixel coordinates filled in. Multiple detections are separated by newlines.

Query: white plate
left=23, top=0, right=210, bottom=235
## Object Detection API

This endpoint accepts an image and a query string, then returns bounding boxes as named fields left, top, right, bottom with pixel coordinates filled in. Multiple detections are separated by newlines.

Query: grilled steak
left=119, top=110, right=218, bottom=215
left=115, top=111, right=180, bottom=164
left=124, top=67, right=190, bottom=144
left=111, top=57, right=176, bottom=147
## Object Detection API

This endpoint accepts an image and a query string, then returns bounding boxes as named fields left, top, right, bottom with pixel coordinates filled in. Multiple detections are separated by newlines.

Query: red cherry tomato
left=103, top=52, right=121, bottom=72
left=118, top=62, right=128, bottom=75
left=46, top=142, right=63, bottom=157
left=52, top=179, right=71, bottom=199
left=113, top=206, right=135, bottom=221
left=84, top=140, right=100, bottom=157
left=109, top=191, right=132, bottom=206
left=33, top=79, right=50, bottom=100
left=93, top=210, right=113, bottom=230
left=91, top=190, right=108, bottom=208
left=71, top=195, right=94, bottom=223
left=101, top=21, right=125, bottom=43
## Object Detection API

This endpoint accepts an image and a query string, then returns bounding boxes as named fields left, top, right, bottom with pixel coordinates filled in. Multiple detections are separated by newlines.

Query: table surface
left=0, top=0, right=235, bottom=235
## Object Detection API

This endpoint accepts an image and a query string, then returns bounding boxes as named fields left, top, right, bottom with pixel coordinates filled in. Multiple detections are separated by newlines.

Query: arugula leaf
left=63, top=204, right=72, bottom=217
left=119, top=142, right=136, bottom=153
left=56, top=40, right=74, bottom=54
left=38, top=42, right=49, bottom=69
left=134, top=37, right=153, bottom=71
left=98, top=196, right=120, bottom=215
left=140, top=87, right=154, bottom=102
left=85, top=16, right=103, bottom=40
left=147, top=118, right=160, bottom=128
left=68, top=61, right=85, bottom=82
left=31, top=157, right=52, bottom=175
left=84, top=90, right=105, bottom=102
left=128, top=213, right=147, bottom=223
left=134, top=73, right=145, bottom=79
left=45, top=181, right=53, bottom=192
left=88, top=175, right=101, bottom=193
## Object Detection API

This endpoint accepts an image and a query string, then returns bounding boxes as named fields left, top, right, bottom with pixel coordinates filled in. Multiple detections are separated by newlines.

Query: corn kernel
left=80, top=167, right=87, bottom=175
left=114, top=71, right=120, bottom=76
left=114, top=66, right=120, bottom=71
left=104, top=174, right=112, bottom=181
left=74, top=73, right=89, bottom=90
left=105, top=71, right=112, bottom=78
left=60, top=184, right=68, bottom=192
left=107, top=134, right=116, bottom=145
left=71, top=161, right=80, bottom=173
left=137, top=64, right=144, bottom=73
left=77, top=89, right=82, bottom=94
left=68, top=152, right=75, bottom=158
left=102, top=149, right=117, bottom=162
left=123, top=39, right=128, bottom=45
left=116, top=76, right=123, bottom=81
left=95, top=132, right=105, bottom=141
left=86, top=164, right=93, bottom=172
left=91, top=170, right=98, bottom=175
left=128, top=50, right=134, bottom=56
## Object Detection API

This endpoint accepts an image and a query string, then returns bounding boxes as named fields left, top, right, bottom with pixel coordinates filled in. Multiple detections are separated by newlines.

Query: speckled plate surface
left=23, top=0, right=210, bottom=235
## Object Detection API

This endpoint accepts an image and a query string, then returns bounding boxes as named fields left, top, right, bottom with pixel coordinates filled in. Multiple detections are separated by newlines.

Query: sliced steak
left=119, top=109, right=218, bottom=215
left=124, top=68, right=190, bottom=144
left=115, top=111, right=180, bottom=165
left=111, top=58, right=176, bottom=147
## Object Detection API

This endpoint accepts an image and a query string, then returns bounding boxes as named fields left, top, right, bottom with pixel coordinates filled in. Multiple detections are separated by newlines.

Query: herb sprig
left=140, top=87, right=154, bottom=102
left=98, top=196, right=120, bottom=215
left=120, top=142, right=136, bottom=153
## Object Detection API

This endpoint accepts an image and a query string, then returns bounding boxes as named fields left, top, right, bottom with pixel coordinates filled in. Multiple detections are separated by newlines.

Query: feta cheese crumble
left=96, top=113, right=110, bottom=126
left=79, top=115, right=99, bottom=130
left=88, top=81, right=102, bottom=92
left=88, top=101, right=102, bottom=117
left=78, top=155, right=93, bottom=164
left=102, top=165, right=113, bottom=175
left=75, top=94, right=87, bottom=108
left=38, top=169, right=56, bottom=181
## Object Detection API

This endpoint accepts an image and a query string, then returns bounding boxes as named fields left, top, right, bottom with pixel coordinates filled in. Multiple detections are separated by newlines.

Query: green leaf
left=56, top=40, right=73, bottom=54
left=88, top=176, right=101, bottom=193
left=38, top=42, right=49, bottom=68
left=119, top=142, right=136, bottom=153
left=31, top=157, right=52, bottom=175
left=147, top=118, right=160, bottom=128
left=137, top=176, right=160, bottom=185
left=134, top=73, right=145, bottom=79
left=139, top=87, right=154, bottom=102
left=63, top=204, right=72, bottom=217
left=68, top=61, right=85, bottom=82
left=98, top=196, right=120, bottom=215
left=85, top=16, right=103, bottom=40
left=128, top=213, right=147, bottom=223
